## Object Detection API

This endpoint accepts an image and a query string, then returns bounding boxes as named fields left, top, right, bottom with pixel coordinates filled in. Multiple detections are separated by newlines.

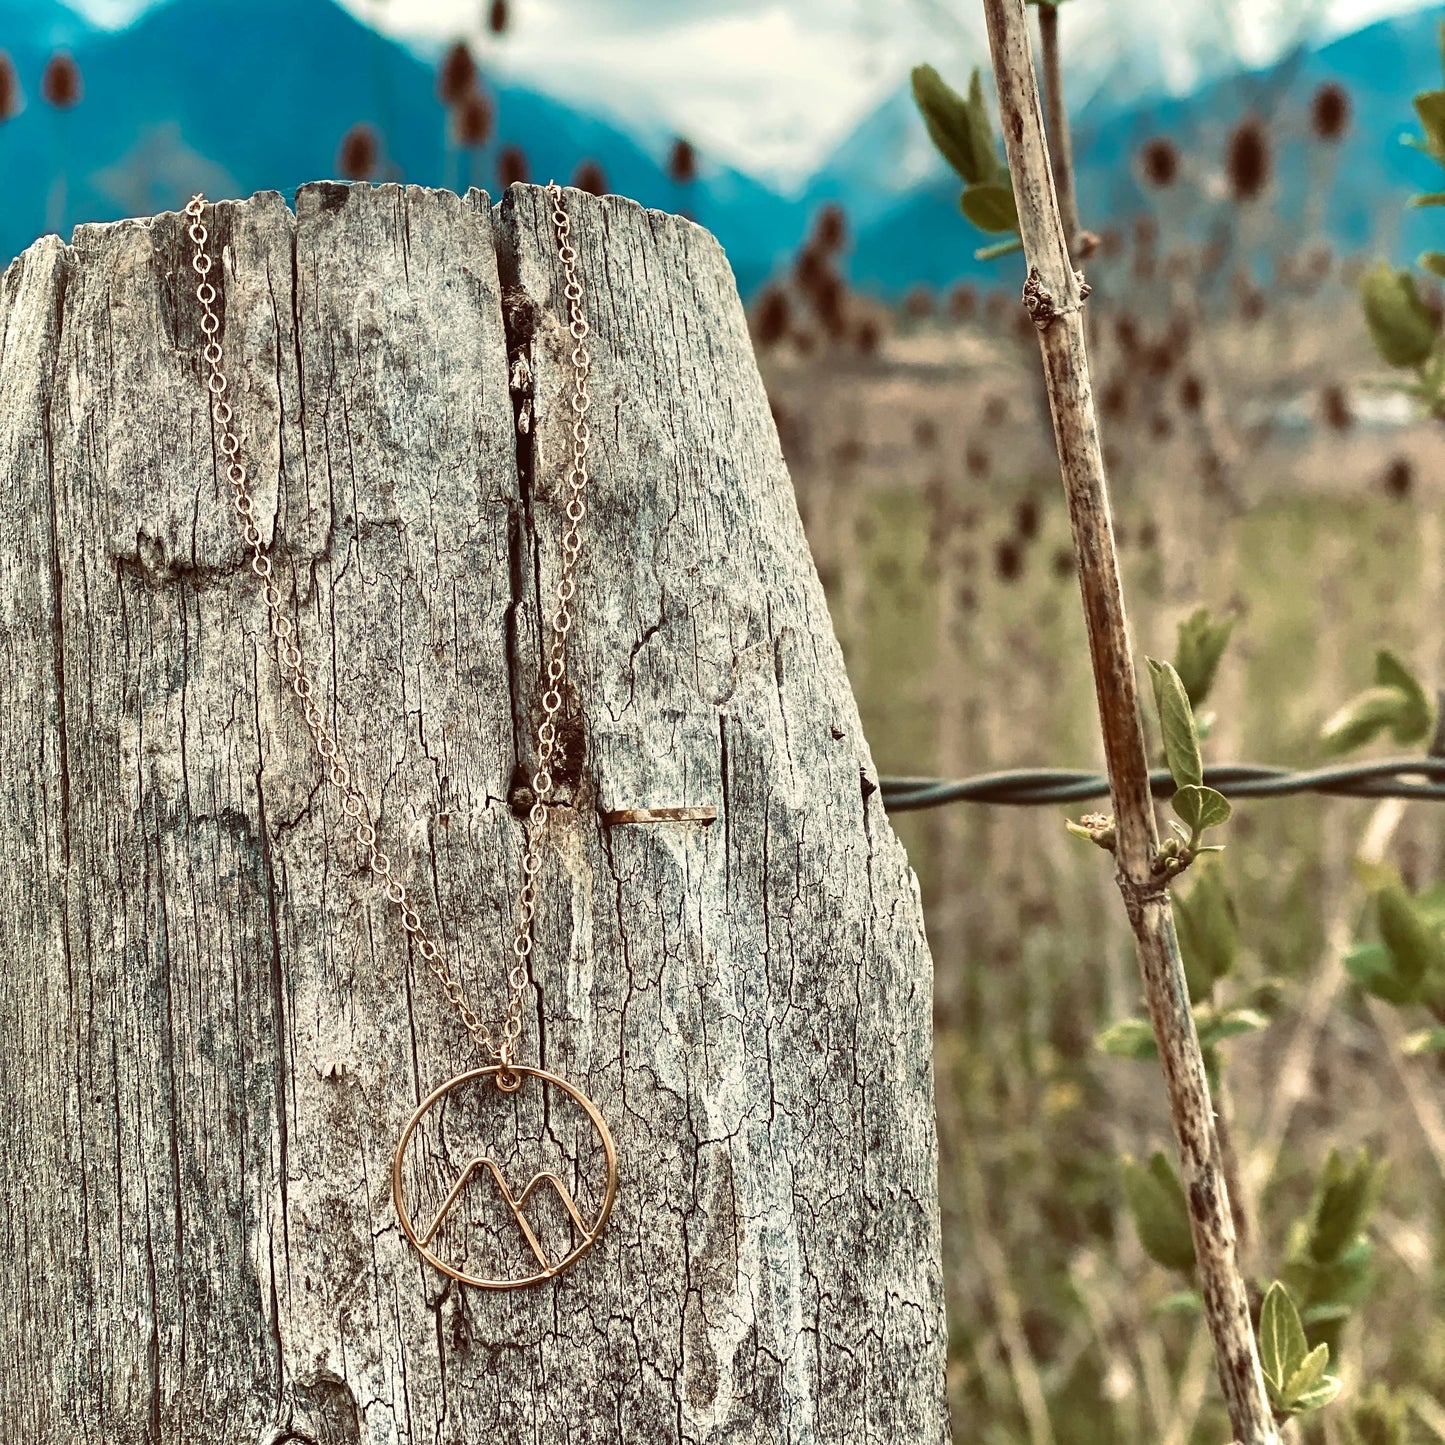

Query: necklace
left=183, top=185, right=618, bottom=1290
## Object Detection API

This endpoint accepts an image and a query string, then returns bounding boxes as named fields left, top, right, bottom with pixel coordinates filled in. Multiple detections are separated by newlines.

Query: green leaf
left=1344, top=1384, right=1413, bottom=1445
left=1373, top=648, right=1432, bottom=742
left=1147, top=657, right=1204, bottom=789
left=1301, top=1300, right=1354, bottom=1326
left=1121, top=1151, right=1197, bottom=1272
left=1259, top=1281, right=1310, bottom=1394
left=959, top=181, right=1019, bottom=234
left=1284, top=1342, right=1331, bottom=1404
left=1292, top=1376, right=1344, bottom=1413
left=911, top=65, right=1005, bottom=190
left=1402, top=1025, right=1445, bottom=1054
left=1414, top=89, right=1445, bottom=160
left=1320, top=686, right=1413, bottom=755
left=1172, top=608, right=1235, bottom=708
left=1194, top=1007, right=1270, bottom=1048
left=1376, top=883, right=1444, bottom=996
left=1173, top=859, right=1237, bottom=1001
left=1172, top=784, right=1232, bottom=835
left=1307, top=1147, right=1383, bottom=1265
left=1359, top=261, right=1438, bottom=368
left=1415, top=881, right=1445, bottom=924
left=1290, top=1233, right=1375, bottom=1313
left=1422, top=251, right=1445, bottom=278
left=911, top=65, right=991, bottom=185
left=1344, top=942, right=1417, bottom=1005
left=1096, top=1016, right=1157, bottom=1060
left=965, top=69, right=1006, bottom=185
left=1352, top=856, right=1404, bottom=894
left=1240, top=975, right=1287, bottom=1017
left=1152, top=1289, right=1202, bottom=1317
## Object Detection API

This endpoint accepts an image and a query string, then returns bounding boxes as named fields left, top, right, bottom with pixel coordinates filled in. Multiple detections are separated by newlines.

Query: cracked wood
left=0, top=182, right=950, bottom=1445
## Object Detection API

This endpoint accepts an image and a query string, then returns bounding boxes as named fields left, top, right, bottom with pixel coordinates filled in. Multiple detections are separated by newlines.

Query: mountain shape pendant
left=392, top=1065, right=618, bottom=1289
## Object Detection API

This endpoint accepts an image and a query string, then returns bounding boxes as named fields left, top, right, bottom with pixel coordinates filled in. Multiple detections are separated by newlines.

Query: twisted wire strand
left=879, top=758, right=1445, bottom=811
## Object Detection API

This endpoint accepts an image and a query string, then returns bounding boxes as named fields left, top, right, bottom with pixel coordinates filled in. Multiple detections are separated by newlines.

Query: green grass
left=816, top=457, right=1443, bottom=1441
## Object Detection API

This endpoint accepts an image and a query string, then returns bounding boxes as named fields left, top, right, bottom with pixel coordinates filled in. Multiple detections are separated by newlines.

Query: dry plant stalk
left=977, top=2, right=1278, bottom=1441
left=1034, top=3, right=1081, bottom=251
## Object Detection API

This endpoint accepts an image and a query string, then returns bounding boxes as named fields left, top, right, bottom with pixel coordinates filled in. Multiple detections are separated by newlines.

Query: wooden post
left=0, top=183, right=950, bottom=1444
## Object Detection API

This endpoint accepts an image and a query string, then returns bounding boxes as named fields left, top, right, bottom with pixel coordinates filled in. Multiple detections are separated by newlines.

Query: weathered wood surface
left=0, top=182, right=949, bottom=1445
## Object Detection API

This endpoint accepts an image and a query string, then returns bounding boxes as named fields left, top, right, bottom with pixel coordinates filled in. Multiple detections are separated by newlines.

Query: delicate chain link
left=183, top=185, right=593, bottom=1070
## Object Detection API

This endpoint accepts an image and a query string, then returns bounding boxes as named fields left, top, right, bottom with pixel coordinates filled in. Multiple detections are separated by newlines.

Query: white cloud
left=71, top=0, right=1443, bottom=180
left=343, top=0, right=1438, bottom=179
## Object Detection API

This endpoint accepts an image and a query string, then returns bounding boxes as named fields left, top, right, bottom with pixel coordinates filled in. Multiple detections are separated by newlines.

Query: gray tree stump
left=0, top=182, right=949, bottom=1445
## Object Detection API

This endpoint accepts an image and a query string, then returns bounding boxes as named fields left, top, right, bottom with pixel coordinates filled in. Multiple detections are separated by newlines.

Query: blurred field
left=762, top=248, right=1445, bottom=1442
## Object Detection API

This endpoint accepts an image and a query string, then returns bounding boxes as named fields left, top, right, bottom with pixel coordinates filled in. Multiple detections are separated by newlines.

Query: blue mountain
left=834, top=5, right=1445, bottom=294
left=0, top=0, right=1441, bottom=297
left=0, top=0, right=800, bottom=292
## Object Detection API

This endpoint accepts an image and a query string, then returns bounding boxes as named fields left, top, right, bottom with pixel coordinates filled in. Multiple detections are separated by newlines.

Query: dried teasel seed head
left=903, top=285, right=934, bottom=321
left=1014, top=494, right=1039, bottom=541
left=572, top=159, right=607, bottom=196
left=752, top=286, right=790, bottom=348
left=1310, top=81, right=1350, bottom=142
left=813, top=202, right=847, bottom=253
left=668, top=137, right=697, bottom=185
left=1381, top=455, right=1413, bottom=500
left=1319, top=383, right=1352, bottom=432
left=337, top=123, right=379, bottom=181
left=1138, top=136, right=1179, bottom=188
left=793, top=242, right=828, bottom=296
left=0, top=51, right=19, bottom=122
left=437, top=41, right=476, bottom=106
left=454, top=90, right=493, bottom=148
left=41, top=51, right=81, bottom=109
left=1225, top=115, right=1271, bottom=202
left=812, top=270, right=848, bottom=339
left=497, top=144, right=529, bottom=187
left=948, top=283, right=977, bottom=322
left=487, top=0, right=509, bottom=35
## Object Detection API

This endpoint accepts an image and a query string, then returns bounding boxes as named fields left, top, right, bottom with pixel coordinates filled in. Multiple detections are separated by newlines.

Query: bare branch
left=976, top=3, right=1279, bottom=1440
left=1034, top=4, right=1082, bottom=252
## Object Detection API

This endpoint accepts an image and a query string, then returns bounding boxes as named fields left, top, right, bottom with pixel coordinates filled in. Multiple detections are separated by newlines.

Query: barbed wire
left=879, top=758, right=1445, bottom=812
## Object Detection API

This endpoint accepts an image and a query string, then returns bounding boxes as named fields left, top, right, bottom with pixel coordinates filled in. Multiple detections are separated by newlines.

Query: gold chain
left=183, top=183, right=593, bottom=1070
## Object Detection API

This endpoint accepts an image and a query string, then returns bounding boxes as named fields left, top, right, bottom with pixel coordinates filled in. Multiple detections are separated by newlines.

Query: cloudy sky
left=72, top=0, right=1440, bottom=183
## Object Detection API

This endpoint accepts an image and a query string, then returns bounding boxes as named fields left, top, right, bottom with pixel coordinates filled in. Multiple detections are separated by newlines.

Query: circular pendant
left=392, top=1065, right=618, bottom=1290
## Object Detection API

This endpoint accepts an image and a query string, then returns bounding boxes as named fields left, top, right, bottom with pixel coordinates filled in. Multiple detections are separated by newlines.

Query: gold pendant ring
left=392, top=1065, right=618, bottom=1289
